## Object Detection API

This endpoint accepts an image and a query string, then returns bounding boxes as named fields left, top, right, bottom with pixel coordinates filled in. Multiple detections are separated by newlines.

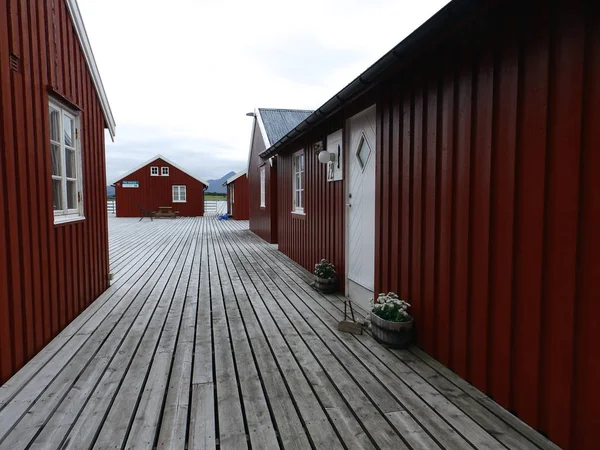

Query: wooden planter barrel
left=370, top=312, right=414, bottom=348
left=314, top=276, right=337, bottom=293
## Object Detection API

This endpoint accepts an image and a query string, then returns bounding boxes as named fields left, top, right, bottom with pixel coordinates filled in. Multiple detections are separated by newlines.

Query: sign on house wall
left=122, top=180, right=139, bottom=188
left=326, top=129, right=343, bottom=182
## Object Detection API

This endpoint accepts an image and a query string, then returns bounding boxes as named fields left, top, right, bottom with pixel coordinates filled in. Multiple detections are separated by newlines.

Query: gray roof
left=258, top=108, right=314, bottom=145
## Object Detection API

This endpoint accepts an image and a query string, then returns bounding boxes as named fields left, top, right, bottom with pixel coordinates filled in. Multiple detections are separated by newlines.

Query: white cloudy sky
left=78, top=0, right=450, bottom=183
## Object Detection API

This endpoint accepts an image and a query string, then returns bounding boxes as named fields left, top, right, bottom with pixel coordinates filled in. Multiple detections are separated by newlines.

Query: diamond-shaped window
left=355, top=134, right=371, bottom=171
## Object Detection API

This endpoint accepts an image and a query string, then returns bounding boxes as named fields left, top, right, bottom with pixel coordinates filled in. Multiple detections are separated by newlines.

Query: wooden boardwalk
left=0, top=218, right=560, bottom=450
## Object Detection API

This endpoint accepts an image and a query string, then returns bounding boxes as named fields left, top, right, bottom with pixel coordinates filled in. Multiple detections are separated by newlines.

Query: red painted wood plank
left=411, top=86, right=424, bottom=330
left=423, top=77, right=439, bottom=355
left=400, top=94, right=412, bottom=301
left=571, top=16, right=600, bottom=450
left=488, top=32, right=518, bottom=409
left=538, top=11, right=585, bottom=447
left=0, top=1, right=14, bottom=380
left=14, top=0, right=36, bottom=361
left=511, top=19, right=550, bottom=429
left=390, top=93, right=401, bottom=295
left=379, top=100, right=391, bottom=292
left=468, top=47, right=494, bottom=392
left=436, top=68, right=455, bottom=367
left=451, top=50, right=473, bottom=379
left=4, top=0, right=26, bottom=372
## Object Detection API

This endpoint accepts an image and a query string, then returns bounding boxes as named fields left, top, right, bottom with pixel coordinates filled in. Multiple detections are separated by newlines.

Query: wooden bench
left=154, top=206, right=179, bottom=218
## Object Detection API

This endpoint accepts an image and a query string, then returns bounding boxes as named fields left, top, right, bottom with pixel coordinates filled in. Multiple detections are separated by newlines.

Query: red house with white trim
left=111, top=155, right=209, bottom=217
left=254, top=1, right=600, bottom=448
left=0, top=0, right=116, bottom=384
left=224, top=170, right=249, bottom=220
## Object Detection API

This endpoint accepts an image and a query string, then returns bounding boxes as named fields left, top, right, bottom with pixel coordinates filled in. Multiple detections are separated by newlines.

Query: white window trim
left=260, top=165, right=266, bottom=208
left=150, top=166, right=159, bottom=176
left=231, top=184, right=235, bottom=203
left=292, top=150, right=305, bottom=214
left=161, top=166, right=169, bottom=176
left=50, top=100, right=84, bottom=224
left=172, top=185, right=187, bottom=203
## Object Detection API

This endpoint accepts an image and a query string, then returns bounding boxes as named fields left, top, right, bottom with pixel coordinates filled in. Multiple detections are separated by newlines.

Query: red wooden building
left=111, top=155, right=208, bottom=217
left=247, top=108, right=313, bottom=243
left=224, top=170, right=249, bottom=220
left=257, top=0, right=600, bottom=448
left=0, top=0, right=116, bottom=384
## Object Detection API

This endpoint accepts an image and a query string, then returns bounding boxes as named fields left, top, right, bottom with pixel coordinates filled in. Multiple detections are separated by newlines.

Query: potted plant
left=314, top=259, right=337, bottom=293
left=370, top=292, right=414, bottom=348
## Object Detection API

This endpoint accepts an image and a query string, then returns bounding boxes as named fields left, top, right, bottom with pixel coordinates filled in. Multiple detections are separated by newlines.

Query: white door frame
left=344, top=104, right=377, bottom=301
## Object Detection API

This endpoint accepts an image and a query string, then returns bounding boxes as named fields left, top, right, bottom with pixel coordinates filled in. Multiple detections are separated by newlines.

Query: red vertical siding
left=372, top=3, right=596, bottom=448
left=0, top=0, right=111, bottom=385
left=114, top=158, right=206, bottom=217
left=270, top=2, right=598, bottom=448
left=248, top=118, right=278, bottom=243
left=229, top=174, right=249, bottom=220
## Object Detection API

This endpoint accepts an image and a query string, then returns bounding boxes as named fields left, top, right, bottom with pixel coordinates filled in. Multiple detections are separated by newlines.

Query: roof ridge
left=258, top=108, right=314, bottom=113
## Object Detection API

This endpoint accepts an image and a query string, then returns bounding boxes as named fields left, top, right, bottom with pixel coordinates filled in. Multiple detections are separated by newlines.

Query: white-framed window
left=292, top=150, right=304, bottom=213
left=161, top=166, right=169, bottom=176
left=172, top=185, right=187, bottom=203
left=50, top=100, right=83, bottom=224
left=260, top=165, right=266, bottom=207
left=150, top=166, right=159, bottom=176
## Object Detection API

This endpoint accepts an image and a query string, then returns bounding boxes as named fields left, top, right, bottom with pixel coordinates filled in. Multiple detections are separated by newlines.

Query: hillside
left=206, top=171, right=235, bottom=194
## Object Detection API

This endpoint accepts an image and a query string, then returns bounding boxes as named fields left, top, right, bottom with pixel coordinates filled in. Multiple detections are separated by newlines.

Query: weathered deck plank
left=0, top=217, right=560, bottom=450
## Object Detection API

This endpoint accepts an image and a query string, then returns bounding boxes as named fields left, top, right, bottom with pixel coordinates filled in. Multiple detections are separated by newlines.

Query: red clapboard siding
left=114, top=158, right=206, bottom=217
left=0, top=0, right=110, bottom=385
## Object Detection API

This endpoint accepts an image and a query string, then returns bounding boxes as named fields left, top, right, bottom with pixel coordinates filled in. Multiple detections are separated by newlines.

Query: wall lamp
left=246, top=112, right=256, bottom=117
left=318, top=150, right=336, bottom=164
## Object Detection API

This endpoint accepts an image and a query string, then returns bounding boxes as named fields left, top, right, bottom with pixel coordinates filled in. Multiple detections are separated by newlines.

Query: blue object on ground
left=218, top=214, right=229, bottom=220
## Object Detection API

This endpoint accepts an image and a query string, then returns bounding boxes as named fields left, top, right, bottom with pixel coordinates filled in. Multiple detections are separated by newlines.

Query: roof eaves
left=258, top=0, right=483, bottom=159
left=66, top=0, right=116, bottom=141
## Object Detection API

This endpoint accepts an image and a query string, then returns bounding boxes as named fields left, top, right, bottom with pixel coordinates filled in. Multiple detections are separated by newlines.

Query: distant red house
left=0, top=0, right=116, bottom=384
left=247, top=108, right=313, bottom=243
left=224, top=170, right=249, bottom=220
left=111, top=155, right=208, bottom=217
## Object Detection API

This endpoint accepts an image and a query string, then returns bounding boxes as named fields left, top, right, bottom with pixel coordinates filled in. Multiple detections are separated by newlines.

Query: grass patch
left=205, top=194, right=226, bottom=201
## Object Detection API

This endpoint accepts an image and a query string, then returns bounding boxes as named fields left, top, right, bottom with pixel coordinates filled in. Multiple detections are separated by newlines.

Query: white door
left=346, top=106, right=376, bottom=304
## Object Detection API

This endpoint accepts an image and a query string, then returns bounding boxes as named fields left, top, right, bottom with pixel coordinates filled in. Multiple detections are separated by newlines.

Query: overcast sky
left=78, top=0, right=450, bottom=183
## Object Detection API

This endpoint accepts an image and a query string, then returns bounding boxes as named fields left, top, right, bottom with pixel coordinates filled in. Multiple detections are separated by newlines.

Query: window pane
left=50, top=109, right=60, bottom=141
left=64, top=114, right=74, bottom=147
left=173, top=186, right=179, bottom=202
left=66, top=149, right=77, bottom=178
left=181, top=187, right=186, bottom=201
left=51, top=144, right=61, bottom=176
left=67, top=181, right=77, bottom=209
left=53, top=179, right=63, bottom=210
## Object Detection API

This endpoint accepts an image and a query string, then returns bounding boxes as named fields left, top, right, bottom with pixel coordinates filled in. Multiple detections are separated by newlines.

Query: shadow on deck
left=0, top=217, right=560, bottom=449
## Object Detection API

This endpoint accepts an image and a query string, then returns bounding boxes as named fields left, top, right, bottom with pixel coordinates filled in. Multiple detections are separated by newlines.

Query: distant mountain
left=206, top=171, right=236, bottom=193
left=107, top=185, right=115, bottom=197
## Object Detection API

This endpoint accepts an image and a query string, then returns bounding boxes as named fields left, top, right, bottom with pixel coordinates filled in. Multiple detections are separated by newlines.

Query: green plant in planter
left=314, top=259, right=336, bottom=279
left=371, top=292, right=412, bottom=322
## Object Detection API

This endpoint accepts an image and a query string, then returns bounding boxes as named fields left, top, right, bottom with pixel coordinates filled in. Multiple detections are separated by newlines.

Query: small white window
left=50, top=100, right=84, bottom=224
left=172, top=185, right=187, bottom=203
left=260, top=165, right=266, bottom=207
left=292, top=150, right=304, bottom=213
left=161, top=167, right=169, bottom=176
left=150, top=166, right=159, bottom=176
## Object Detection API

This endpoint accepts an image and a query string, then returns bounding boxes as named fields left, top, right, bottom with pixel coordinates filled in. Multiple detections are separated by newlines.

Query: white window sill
left=172, top=201, right=186, bottom=203
left=54, top=215, right=86, bottom=225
